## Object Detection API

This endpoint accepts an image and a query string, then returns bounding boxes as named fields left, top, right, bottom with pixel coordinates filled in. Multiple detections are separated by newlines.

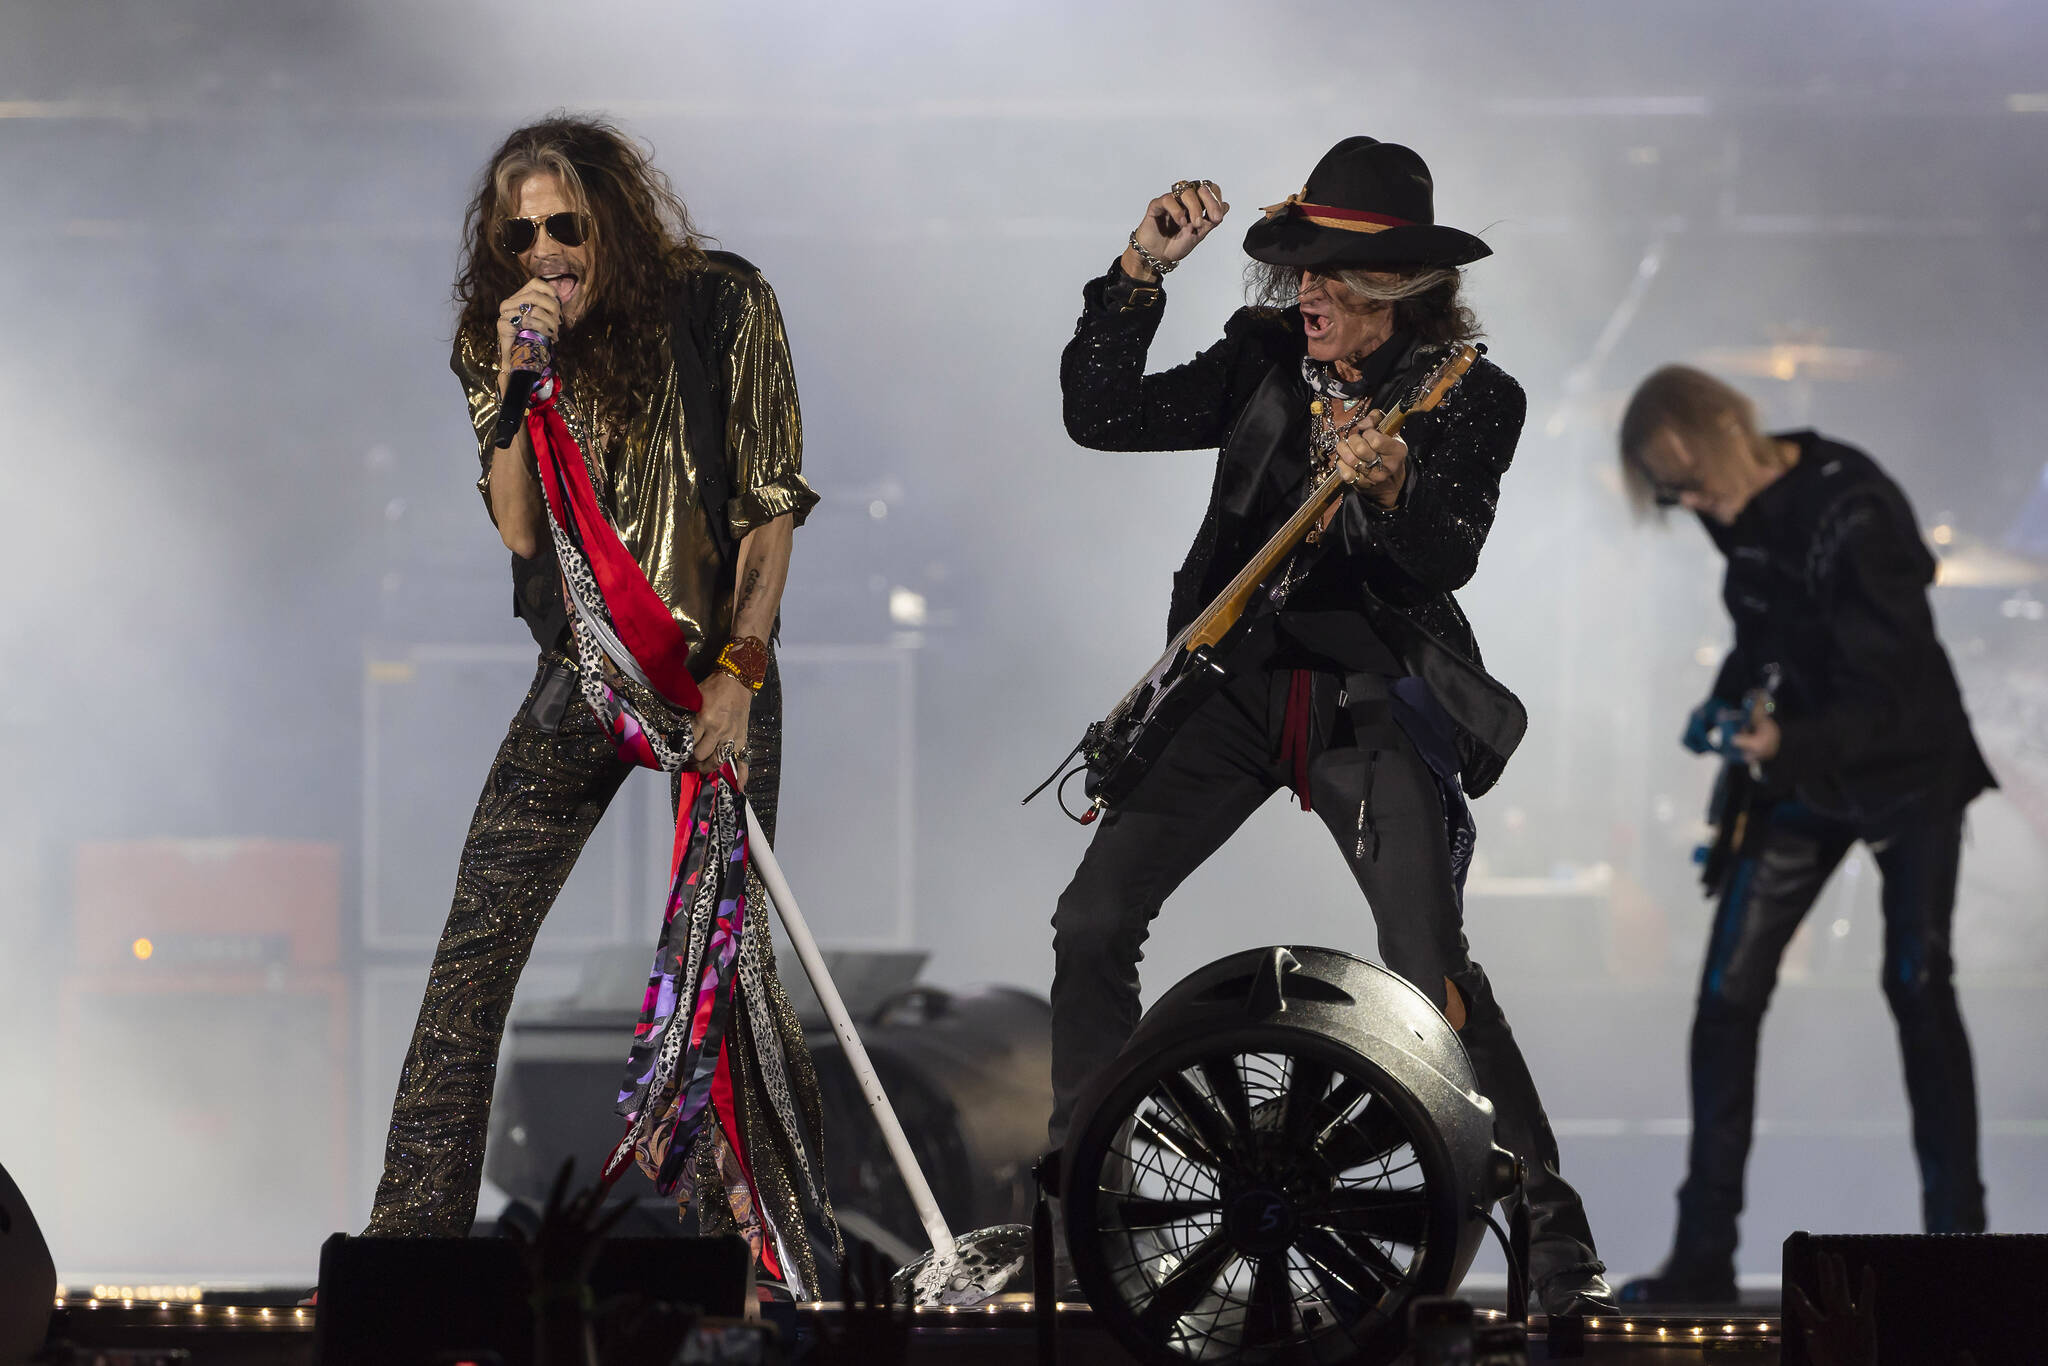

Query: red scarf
left=525, top=392, right=799, bottom=1286
left=527, top=393, right=703, bottom=714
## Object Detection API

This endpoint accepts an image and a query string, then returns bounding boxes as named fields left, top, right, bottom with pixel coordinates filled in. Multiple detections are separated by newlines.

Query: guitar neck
left=1180, top=400, right=1418, bottom=652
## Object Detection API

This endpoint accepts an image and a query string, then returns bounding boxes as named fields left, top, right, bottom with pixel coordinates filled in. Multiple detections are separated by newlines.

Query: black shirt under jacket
left=1703, top=430, right=1995, bottom=819
left=1059, top=263, right=1530, bottom=797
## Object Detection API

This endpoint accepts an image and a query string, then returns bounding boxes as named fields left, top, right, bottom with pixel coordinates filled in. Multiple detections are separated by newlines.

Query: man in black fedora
left=1048, top=136, right=1615, bottom=1316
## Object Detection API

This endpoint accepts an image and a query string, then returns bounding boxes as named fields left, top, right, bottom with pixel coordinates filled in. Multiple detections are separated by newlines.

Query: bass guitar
left=1026, top=343, right=1482, bottom=822
left=1694, top=663, right=1782, bottom=894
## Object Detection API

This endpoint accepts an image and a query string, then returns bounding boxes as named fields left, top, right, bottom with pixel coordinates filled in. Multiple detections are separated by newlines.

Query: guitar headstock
left=1372, top=344, right=1482, bottom=438
left=1405, top=343, right=1483, bottom=416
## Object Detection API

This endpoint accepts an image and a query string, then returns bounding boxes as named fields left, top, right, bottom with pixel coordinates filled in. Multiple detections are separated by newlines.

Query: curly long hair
left=1245, top=260, right=1483, bottom=346
left=454, top=114, right=707, bottom=426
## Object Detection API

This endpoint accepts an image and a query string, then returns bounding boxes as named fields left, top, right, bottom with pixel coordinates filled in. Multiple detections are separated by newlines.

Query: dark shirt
left=1703, top=430, right=1994, bottom=817
left=1248, top=329, right=1411, bottom=678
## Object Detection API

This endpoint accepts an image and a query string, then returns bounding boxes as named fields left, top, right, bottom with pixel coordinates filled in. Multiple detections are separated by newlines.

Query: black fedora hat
left=1243, top=136, right=1492, bottom=270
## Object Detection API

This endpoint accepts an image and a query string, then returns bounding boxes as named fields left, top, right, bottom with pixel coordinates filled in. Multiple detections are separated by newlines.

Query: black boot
left=1620, top=986, right=1760, bottom=1307
left=1455, top=968, right=1615, bottom=1318
left=1619, top=1193, right=1739, bottom=1304
left=1619, top=1196, right=1738, bottom=1305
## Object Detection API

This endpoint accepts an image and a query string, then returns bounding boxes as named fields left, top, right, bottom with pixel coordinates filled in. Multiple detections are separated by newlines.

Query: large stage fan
left=1061, top=946, right=1518, bottom=1366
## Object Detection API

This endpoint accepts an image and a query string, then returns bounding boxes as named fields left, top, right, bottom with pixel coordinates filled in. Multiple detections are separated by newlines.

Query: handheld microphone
left=491, top=327, right=553, bottom=448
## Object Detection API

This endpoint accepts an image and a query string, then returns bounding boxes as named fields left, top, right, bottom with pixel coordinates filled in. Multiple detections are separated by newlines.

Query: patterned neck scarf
left=525, top=383, right=825, bottom=1295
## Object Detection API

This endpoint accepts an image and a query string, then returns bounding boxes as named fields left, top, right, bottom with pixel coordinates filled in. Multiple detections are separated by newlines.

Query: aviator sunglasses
left=497, top=211, right=593, bottom=254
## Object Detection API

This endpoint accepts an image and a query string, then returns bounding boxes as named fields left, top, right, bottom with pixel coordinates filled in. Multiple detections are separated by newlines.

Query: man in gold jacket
left=367, top=114, right=831, bottom=1294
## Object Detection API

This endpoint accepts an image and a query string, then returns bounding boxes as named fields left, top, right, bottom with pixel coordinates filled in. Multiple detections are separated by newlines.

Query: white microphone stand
left=745, top=801, right=1030, bottom=1307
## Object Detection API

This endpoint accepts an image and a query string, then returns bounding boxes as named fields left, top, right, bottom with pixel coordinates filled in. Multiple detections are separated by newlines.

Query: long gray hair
left=1244, top=259, right=1483, bottom=345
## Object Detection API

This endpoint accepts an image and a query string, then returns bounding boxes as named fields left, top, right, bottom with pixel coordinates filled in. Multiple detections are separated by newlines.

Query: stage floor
left=44, top=1291, right=1784, bottom=1364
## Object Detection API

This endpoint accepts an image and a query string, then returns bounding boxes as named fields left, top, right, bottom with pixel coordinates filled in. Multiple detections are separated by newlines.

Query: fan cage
left=1065, top=1027, right=1464, bottom=1366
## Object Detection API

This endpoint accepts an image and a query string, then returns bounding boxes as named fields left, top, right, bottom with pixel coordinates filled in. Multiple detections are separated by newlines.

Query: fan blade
left=1110, top=1195, right=1224, bottom=1229
left=1197, top=1055, right=1254, bottom=1140
left=1242, top=1251, right=1297, bottom=1347
left=1318, top=1096, right=1409, bottom=1172
left=1316, top=1074, right=1372, bottom=1131
left=1295, top=1226, right=1391, bottom=1315
left=1132, top=1106, right=1227, bottom=1173
left=1157, top=1069, right=1243, bottom=1169
left=1335, top=1228, right=1417, bottom=1290
left=1304, top=1186, right=1431, bottom=1246
left=1136, top=1229, right=1236, bottom=1337
left=1279, top=1054, right=1335, bottom=1150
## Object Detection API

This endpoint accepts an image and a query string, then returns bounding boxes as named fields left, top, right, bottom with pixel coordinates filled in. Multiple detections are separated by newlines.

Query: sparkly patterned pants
left=367, top=653, right=786, bottom=1236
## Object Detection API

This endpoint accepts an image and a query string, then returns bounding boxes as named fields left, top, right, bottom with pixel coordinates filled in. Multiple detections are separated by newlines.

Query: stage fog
left=3, top=0, right=2045, bottom=1289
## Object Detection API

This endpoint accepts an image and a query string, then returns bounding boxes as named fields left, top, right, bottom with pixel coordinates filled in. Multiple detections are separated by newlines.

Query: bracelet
left=1127, top=230, right=1176, bottom=276
left=715, top=635, right=770, bottom=692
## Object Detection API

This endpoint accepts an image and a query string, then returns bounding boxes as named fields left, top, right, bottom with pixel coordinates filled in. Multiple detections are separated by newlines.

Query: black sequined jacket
left=1702, top=430, right=1994, bottom=818
left=1060, top=263, right=1529, bottom=796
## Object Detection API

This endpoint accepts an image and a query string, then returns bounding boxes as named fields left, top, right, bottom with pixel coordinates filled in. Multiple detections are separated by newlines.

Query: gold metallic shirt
left=458, top=259, right=818, bottom=669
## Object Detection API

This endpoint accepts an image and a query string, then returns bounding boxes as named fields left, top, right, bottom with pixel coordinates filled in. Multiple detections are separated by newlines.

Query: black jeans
left=1049, top=665, right=1602, bottom=1288
left=1672, top=798, right=1986, bottom=1265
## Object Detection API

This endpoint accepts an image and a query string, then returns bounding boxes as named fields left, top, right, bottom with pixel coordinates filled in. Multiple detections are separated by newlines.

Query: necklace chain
left=1278, top=392, right=1374, bottom=597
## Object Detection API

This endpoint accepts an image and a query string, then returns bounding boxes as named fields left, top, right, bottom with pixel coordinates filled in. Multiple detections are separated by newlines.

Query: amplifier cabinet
left=72, top=839, right=339, bottom=969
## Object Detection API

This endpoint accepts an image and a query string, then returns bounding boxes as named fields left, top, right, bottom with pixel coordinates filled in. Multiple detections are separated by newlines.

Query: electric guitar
left=1695, top=664, right=1782, bottom=894
left=1027, top=343, right=1482, bottom=820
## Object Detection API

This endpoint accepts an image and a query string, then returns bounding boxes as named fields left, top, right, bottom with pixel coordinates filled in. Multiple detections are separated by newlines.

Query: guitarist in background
left=1616, top=365, right=1995, bottom=1304
left=1051, top=138, right=1615, bottom=1318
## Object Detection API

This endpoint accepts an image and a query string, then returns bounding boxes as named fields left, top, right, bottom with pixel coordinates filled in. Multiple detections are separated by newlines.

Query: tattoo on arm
left=736, top=565, right=763, bottom=617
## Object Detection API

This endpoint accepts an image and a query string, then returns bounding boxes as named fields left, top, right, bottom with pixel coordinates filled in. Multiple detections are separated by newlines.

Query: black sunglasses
left=497, top=211, right=592, bottom=254
left=1650, top=476, right=1702, bottom=509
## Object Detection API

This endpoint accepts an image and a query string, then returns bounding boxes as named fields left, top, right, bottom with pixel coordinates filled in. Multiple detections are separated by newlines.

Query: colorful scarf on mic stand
left=523, top=377, right=820, bottom=1295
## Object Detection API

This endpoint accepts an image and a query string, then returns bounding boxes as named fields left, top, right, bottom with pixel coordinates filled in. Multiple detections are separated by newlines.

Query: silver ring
left=1366, top=454, right=1385, bottom=472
